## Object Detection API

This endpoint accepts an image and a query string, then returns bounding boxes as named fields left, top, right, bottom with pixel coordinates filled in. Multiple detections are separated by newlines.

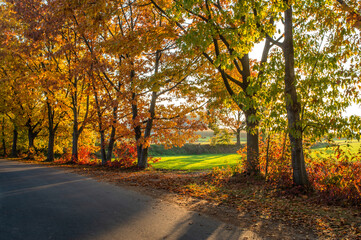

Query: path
left=0, top=159, right=259, bottom=240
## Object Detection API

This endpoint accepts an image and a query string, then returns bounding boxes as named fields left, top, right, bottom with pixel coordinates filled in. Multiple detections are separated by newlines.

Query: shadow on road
left=0, top=159, right=248, bottom=240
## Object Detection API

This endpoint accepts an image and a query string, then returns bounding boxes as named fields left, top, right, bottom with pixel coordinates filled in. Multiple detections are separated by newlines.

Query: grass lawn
left=152, top=154, right=241, bottom=170
left=150, top=139, right=360, bottom=171
left=310, top=139, right=361, bottom=159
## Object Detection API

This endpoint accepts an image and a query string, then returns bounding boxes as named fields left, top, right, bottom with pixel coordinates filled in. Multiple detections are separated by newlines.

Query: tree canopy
left=0, top=0, right=360, bottom=186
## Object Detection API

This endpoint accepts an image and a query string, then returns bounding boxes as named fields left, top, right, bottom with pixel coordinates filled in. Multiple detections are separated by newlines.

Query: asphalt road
left=0, top=159, right=260, bottom=240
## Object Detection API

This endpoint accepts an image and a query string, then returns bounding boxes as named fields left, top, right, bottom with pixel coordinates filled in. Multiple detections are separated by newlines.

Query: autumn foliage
left=235, top=135, right=361, bottom=206
left=308, top=150, right=361, bottom=205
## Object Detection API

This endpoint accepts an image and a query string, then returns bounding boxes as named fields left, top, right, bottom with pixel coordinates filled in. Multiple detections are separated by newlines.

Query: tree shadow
left=0, top=159, right=254, bottom=240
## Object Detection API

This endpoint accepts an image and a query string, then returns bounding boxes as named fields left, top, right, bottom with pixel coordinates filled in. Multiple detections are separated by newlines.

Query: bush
left=308, top=147, right=361, bottom=205
left=106, top=142, right=137, bottom=168
left=236, top=135, right=361, bottom=206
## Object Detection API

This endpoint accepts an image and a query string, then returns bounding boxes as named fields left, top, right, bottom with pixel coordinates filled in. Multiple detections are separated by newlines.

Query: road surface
left=0, top=159, right=259, bottom=240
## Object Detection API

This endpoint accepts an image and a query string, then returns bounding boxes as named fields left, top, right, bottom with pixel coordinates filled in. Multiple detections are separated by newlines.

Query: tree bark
left=71, top=103, right=79, bottom=162
left=138, top=50, right=161, bottom=169
left=45, top=101, right=59, bottom=162
left=283, top=6, right=309, bottom=186
left=245, top=109, right=260, bottom=173
left=265, top=134, right=271, bottom=177
left=138, top=91, right=157, bottom=168
left=70, top=83, right=89, bottom=163
left=236, top=128, right=241, bottom=147
left=27, top=128, right=36, bottom=159
left=93, top=87, right=107, bottom=165
left=47, top=131, right=55, bottom=162
left=131, top=91, right=143, bottom=167
left=1, top=117, right=6, bottom=156
left=26, top=119, right=41, bottom=159
left=106, top=108, right=117, bottom=162
left=10, top=126, right=18, bottom=157
left=72, top=129, right=79, bottom=162
left=99, top=130, right=107, bottom=165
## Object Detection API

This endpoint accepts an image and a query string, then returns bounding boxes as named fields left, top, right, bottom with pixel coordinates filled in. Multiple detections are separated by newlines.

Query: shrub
left=76, top=146, right=99, bottom=165
left=55, top=146, right=98, bottom=165
left=107, top=142, right=137, bottom=168
left=236, top=135, right=361, bottom=205
left=308, top=147, right=361, bottom=205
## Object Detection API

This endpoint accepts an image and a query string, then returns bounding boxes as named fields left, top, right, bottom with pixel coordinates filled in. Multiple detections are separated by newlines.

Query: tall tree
left=150, top=0, right=285, bottom=173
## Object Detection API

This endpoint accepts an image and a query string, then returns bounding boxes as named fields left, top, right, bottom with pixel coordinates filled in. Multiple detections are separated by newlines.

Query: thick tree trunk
left=10, top=126, right=18, bottom=157
left=106, top=124, right=116, bottom=163
left=27, top=127, right=36, bottom=159
left=138, top=147, right=149, bottom=168
left=106, top=107, right=117, bottom=162
left=138, top=91, right=157, bottom=168
left=236, top=128, right=241, bottom=147
left=138, top=51, right=160, bottom=169
left=72, top=130, right=79, bottom=162
left=99, top=130, right=107, bottom=165
left=283, top=6, right=309, bottom=186
left=47, top=131, right=55, bottom=162
left=131, top=91, right=143, bottom=168
left=71, top=105, right=79, bottom=162
left=245, top=110, right=260, bottom=174
left=2, top=137, right=6, bottom=156
left=46, top=101, right=58, bottom=162
left=71, top=110, right=79, bottom=163
left=240, top=54, right=260, bottom=174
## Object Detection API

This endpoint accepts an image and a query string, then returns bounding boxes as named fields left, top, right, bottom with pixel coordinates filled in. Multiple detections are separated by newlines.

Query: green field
left=151, top=140, right=361, bottom=171
left=310, top=140, right=361, bottom=159
left=152, top=154, right=241, bottom=170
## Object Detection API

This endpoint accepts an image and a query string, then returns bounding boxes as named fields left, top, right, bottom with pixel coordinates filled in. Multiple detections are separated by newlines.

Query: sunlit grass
left=310, top=139, right=361, bottom=160
left=152, top=154, right=241, bottom=170
left=152, top=140, right=361, bottom=171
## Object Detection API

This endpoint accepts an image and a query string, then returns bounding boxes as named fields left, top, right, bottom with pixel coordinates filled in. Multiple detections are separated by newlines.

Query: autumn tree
left=149, top=0, right=290, bottom=174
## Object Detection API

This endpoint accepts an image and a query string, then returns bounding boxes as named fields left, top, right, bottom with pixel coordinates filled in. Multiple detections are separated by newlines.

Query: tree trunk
left=1, top=117, right=6, bottom=156
left=138, top=51, right=160, bottom=169
left=27, top=127, right=36, bottom=159
left=131, top=91, right=143, bottom=168
left=138, top=90, right=157, bottom=168
left=240, top=54, right=260, bottom=174
left=72, top=120, right=79, bottom=163
left=105, top=107, right=117, bottom=162
left=47, top=131, right=55, bottom=162
left=245, top=109, right=260, bottom=174
left=265, top=134, right=271, bottom=177
left=99, top=130, right=107, bottom=165
left=138, top=147, right=149, bottom=168
left=93, top=88, right=107, bottom=165
left=71, top=105, right=79, bottom=162
left=10, top=126, right=18, bottom=157
left=106, top=123, right=116, bottom=163
left=283, top=6, right=309, bottom=186
left=46, top=101, right=57, bottom=162
left=236, top=128, right=241, bottom=147
left=2, top=137, right=6, bottom=156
